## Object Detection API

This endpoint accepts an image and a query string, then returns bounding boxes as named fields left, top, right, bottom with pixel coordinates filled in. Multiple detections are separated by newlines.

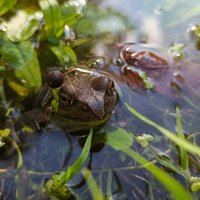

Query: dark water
left=1, top=0, right=200, bottom=200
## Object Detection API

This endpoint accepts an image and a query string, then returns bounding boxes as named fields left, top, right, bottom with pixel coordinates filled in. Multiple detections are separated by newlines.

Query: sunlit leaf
left=0, top=128, right=10, bottom=140
left=50, top=45, right=77, bottom=65
left=39, top=0, right=64, bottom=43
left=0, top=0, right=18, bottom=16
left=106, top=128, right=193, bottom=200
left=126, top=103, right=200, bottom=155
left=0, top=34, right=42, bottom=93
left=190, top=176, right=200, bottom=192
left=82, top=168, right=104, bottom=200
left=7, top=10, right=42, bottom=42
left=7, top=81, right=30, bottom=96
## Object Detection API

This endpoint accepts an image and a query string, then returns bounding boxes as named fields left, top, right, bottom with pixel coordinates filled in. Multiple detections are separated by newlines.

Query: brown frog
left=40, top=67, right=117, bottom=132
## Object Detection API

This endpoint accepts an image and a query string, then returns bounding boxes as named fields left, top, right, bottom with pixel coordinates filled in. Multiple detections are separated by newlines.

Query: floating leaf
left=106, top=128, right=134, bottom=150
left=0, top=0, right=18, bottom=16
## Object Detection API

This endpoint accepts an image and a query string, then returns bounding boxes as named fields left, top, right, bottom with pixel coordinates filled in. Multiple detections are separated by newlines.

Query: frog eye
left=91, top=76, right=110, bottom=92
left=47, top=70, right=64, bottom=88
left=59, top=94, right=73, bottom=105
left=59, top=87, right=73, bottom=105
left=91, top=76, right=115, bottom=95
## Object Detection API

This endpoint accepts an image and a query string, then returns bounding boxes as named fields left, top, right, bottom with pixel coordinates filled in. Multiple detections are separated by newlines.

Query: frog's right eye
left=47, top=70, right=64, bottom=88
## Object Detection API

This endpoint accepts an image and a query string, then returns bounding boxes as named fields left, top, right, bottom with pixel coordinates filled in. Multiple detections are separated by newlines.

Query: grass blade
left=125, top=103, right=200, bottom=155
left=82, top=168, right=104, bottom=200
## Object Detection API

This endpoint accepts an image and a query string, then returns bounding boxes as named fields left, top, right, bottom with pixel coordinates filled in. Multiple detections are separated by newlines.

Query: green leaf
left=50, top=45, right=77, bottom=65
left=63, top=128, right=93, bottom=183
left=176, top=107, right=189, bottom=171
left=7, top=10, right=42, bottom=42
left=82, top=168, right=104, bottom=200
left=123, top=148, right=192, bottom=200
left=125, top=103, right=200, bottom=155
left=106, top=128, right=193, bottom=200
left=106, top=128, right=134, bottom=150
left=39, top=0, right=64, bottom=43
left=0, top=0, right=18, bottom=16
left=0, top=35, right=42, bottom=93
left=43, top=129, right=93, bottom=199
left=0, top=128, right=10, bottom=141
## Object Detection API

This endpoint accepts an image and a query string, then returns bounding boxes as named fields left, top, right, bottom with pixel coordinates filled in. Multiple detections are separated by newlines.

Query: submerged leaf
left=82, top=168, right=104, bottom=200
left=106, top=128, right=134, bottom=150
left=176, top=107, right=189, bottom=171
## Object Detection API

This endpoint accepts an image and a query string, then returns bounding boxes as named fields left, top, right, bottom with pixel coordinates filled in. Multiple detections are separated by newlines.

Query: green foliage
left=82, top=168, right=104, bottom=200
left=135, top=133, right=154, bottom=147
left=43, top=129, right=93, bottom=199
left=125, top=103, right=200, bottom=155
left=7, top=10, right=42, bottom=42
left=0, top=0, right=18, bottom=16
left=106, top=128, right=193, bottom=200
left=0, top=128, right=10, bottom=147
left=0, top=33, right=42, bottom=94
left=0, top=0, right=82, bottom=99
left=176, top=107, right=189, bottom=171
left=50, top=44, right=77, bottom=65
left=105, top=128, right=134, bottom=150
left=190, top=177, right=200, bottom=192
left=62, top=129, right=93, bottom=183
left=51, top=88, right=59, bottom=112
left=39, top=0, right=64, bottom=43
left=39, top=0, right=82, bottom=44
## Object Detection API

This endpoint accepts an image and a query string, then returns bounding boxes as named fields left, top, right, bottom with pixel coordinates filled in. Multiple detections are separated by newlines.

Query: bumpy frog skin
left=47, top=68, right=117, bottom=132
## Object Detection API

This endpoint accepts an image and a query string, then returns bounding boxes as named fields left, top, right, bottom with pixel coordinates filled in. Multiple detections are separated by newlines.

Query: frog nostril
left=47, top=70, right=64, bottom=88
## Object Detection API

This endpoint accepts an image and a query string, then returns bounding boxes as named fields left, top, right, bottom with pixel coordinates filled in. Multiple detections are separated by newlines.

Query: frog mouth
left=51, top=112, right=109, bottom=132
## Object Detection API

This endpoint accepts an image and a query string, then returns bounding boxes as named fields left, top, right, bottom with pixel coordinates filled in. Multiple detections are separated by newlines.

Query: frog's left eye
left=91, top=76, right=114, bottom=92
left=47, top=70, right=64, bottom=88
left=91, top=76, right=109, bottom=91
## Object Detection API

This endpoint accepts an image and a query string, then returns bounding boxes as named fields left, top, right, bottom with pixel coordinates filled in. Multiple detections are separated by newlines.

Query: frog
left=36, top=67, right=117, bottom=132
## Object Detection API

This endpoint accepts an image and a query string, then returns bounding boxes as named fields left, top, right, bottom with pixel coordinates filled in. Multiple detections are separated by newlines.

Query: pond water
left=1, top=0, right=200, bottom=200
